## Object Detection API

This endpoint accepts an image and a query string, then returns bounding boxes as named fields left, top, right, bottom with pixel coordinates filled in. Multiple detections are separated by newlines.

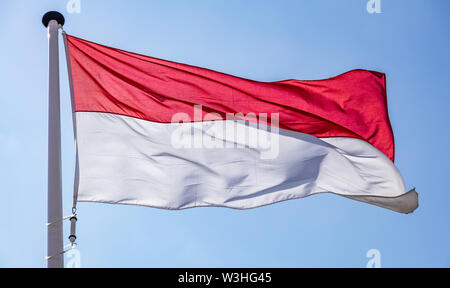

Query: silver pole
left=43, top=11, right=65, bottom=268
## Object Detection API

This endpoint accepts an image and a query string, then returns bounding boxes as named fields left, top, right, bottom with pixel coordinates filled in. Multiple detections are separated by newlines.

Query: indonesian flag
left=65, top=34, right=418, bottom=213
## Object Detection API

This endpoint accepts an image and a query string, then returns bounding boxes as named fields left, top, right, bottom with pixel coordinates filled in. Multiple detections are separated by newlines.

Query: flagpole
left=42, top=11, right=65, bottom=268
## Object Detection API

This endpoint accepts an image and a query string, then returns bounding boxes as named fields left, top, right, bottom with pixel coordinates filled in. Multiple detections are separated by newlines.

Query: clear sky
left=1, top=0, right=449, bottom=268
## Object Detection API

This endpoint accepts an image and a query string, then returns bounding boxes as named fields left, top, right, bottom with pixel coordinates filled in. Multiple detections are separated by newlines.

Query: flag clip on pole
left=42, top=11, right=65, bottom=268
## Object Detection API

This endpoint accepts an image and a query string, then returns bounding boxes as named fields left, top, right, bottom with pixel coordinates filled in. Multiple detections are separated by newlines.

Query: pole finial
left=42, top=11, right=65, bottom=28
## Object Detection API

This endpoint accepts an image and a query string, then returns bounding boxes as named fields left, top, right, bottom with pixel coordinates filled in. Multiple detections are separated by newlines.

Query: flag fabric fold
left=65, top=34, right=418, bottom=213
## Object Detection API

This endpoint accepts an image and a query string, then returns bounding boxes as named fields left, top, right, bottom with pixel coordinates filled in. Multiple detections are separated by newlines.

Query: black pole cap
left=42, top=11, right=65, bottom=27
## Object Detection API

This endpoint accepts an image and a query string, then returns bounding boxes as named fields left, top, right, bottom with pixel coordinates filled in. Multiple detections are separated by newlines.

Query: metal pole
left=42, top=11, right=65, bottom=268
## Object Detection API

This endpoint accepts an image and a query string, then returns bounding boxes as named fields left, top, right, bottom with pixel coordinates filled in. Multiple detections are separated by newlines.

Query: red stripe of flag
left=66, top=34, right=395, bottom=161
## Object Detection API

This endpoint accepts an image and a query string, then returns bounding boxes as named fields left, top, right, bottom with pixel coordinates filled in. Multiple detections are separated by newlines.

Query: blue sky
left=0, top=0, right=449, bottom=267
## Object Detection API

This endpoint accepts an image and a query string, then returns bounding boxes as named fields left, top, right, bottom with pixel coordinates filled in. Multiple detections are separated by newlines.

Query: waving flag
left=65, top=34, right=417, bottom=213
